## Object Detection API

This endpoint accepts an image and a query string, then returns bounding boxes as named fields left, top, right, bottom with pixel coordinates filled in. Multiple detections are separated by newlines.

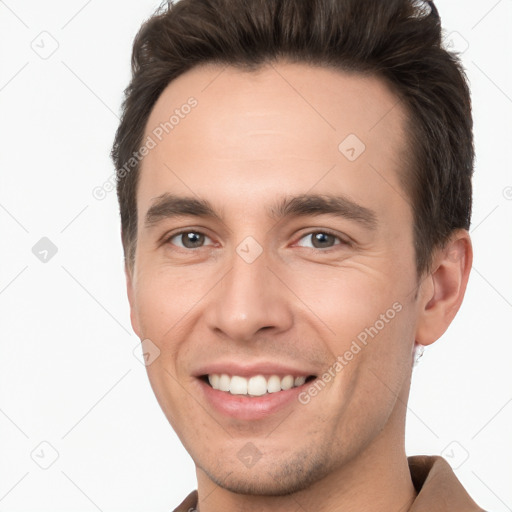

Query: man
left=111, top=0, right=485, bottom=510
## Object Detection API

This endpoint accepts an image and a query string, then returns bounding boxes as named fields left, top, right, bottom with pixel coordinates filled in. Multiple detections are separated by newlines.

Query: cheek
left=286, top=264, right=400, bottom=339
left=132, top=266, right=214, bottom=395
left=290, top=268, right=414, bottom=406
left=132, top=266, right=201, bottom=340
left=343, top=305, right=416, bottom=426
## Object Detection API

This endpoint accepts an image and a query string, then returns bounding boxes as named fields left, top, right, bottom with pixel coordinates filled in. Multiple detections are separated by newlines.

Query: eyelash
left=163, top=229, right=350, bottom=252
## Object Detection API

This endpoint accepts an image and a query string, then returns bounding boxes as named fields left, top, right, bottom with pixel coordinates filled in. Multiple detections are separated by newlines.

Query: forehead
left=138, top=61, right=410, bottom=225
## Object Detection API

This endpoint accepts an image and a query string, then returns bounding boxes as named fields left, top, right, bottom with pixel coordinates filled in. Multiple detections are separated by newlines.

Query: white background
left=0, top=0, right=511, bottom=510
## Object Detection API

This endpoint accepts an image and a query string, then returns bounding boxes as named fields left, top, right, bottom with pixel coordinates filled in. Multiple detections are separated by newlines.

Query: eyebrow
left=269, top=193, right=378, bottom=230
left=144, top=192, right=378, bottom=230
left=145, top=194, right=224, bottom=227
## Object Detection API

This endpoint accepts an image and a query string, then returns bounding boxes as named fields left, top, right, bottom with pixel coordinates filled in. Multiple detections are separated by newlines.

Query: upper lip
left=193, top=361, right=318, bottom=378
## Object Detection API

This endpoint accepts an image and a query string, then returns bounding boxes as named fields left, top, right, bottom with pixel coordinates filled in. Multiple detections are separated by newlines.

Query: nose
left=204, top=246, right=294, bottom=343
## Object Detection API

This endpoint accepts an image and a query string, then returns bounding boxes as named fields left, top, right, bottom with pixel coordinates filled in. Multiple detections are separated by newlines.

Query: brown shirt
left=172, top=455, right=486, bottom=511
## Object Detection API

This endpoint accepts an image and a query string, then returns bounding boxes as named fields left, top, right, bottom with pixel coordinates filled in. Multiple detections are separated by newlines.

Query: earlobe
left=415, top=230, right=473, bottom=346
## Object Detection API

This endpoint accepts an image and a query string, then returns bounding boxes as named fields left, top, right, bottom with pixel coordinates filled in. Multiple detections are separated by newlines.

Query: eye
left=295, top=231, right=347, bottom=250
left=166, top=230, right=214, bottom=249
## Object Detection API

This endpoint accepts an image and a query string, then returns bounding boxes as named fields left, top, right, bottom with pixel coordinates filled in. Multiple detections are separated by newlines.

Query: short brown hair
left=111, top=0, right=474, bottom=277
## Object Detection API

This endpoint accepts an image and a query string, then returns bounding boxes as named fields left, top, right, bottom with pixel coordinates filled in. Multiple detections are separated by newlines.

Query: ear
left=125, top=259, right=142, bottom=339
left=415, top=229, right=473, bottom=346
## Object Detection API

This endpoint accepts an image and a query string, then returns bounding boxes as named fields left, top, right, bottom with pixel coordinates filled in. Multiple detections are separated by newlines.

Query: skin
left=126, top=62, right=472, bottom=512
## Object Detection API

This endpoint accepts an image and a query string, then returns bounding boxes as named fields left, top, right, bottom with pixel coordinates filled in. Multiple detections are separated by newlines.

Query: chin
left=198, top=450, right=332, bottom=497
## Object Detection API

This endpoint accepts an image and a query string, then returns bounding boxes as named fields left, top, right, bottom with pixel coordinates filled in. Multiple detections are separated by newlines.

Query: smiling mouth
left=200, top=373, right=317, bottom=396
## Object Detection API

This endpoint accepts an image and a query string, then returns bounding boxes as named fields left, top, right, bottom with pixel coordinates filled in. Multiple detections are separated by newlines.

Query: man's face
left=127, top=62, right=430, bottom=494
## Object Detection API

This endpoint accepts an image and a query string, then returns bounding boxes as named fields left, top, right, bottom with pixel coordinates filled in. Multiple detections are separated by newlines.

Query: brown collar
left=408, top=455, right=484, bottom=511
left=173, top=455, right=484, bottom=511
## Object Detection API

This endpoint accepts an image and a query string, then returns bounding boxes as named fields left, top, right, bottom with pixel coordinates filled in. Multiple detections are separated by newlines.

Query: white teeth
left=294, top=376, right=306, bottom=387
left=219, top=374, right=230, bottom=392
left=206, top=373, right=311, bottom=395
left=267, top=375, right=281, bottom=393
left=208, top=374, right=220, bottom=388
left=247, top=375, right=267, bottom=396
left=281, top=375, right=294, bottom=390
left=230, top=375, right=248, bottom=395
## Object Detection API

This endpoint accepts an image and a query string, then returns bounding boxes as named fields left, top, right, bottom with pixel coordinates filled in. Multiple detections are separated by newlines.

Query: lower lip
left=197, top=378, right=311, bottom=421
